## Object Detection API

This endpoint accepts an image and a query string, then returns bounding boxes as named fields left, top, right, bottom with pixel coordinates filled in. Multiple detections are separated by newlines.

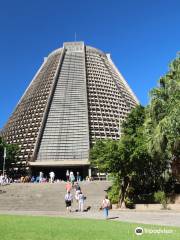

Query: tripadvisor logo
left=135, top=227, right=143, bottom=235
left=135, top=227, right=174, bottom=235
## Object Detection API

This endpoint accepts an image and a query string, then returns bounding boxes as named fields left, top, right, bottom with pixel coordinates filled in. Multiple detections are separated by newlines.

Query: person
left=31, top=176, right=35, bottom=183
left=65, top=181, right=72, bottom=193
left=49, top=171, right=55, bottom=183
left=0, top=174, right=4, bottom=185
left=4, top=174, right=8, bottom=184
left=35, top=176, right=40, bottom=183
left=74, top=182, right=81, bottom=203
left=78, top=191, right=85, bottom=212
left=70, top=171, right=75, bottom=186
left=76, top=172, right=80, bottom=182
left=20, top=176, right=25, bottom=183
left=74, top=182, right=81, bottom=191
left=39, top=171, right=43, bottom=183
left=75, top=188, right=81, bottom=203
left=102, top=195, right=110, bottom=219
left=65, top=191, right=73, bottom=212
left=66, top=170, right=70, bottom=181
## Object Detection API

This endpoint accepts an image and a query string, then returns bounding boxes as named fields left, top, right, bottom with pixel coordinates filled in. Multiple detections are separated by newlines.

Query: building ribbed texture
left=1, top=42, right=138, bottom=170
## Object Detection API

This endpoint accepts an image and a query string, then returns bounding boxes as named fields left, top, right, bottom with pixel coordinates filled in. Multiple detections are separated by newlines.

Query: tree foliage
left=145, top=54, right=180, bottom=180
left=90, top=105, right=153, bottom=206
left=0, top=137, right=20, bottom=175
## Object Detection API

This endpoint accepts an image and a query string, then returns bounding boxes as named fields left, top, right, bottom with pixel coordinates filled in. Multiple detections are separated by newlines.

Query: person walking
left=66, top=170, right=70, bottom=181
left=70, top=171, right=75, bottom=186
left=78, top=191, right=85, bottom=212
left=0, top=174, right=4, bottom=185
left=39, top=171, right=43, bottom=183
left=75, top=187, right=81, bottom=203
left=49, top=171, right=55, bottom=183
left=102, top=195, right=110, bottom=219
left=65, top=191, right=73, bottom=212
left=76, top=172, right=80, bottom=182
left=74, top=182, right=81, bottom=191
left=65, top=181, right=72, bottom=193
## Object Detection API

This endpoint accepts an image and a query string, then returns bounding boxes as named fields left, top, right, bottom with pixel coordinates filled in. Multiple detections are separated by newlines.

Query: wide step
left=0, top=181, right=111, bottom=212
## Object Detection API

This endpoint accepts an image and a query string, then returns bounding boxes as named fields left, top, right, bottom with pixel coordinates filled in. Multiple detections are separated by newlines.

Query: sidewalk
left=0, top=209, right=180, bottom=227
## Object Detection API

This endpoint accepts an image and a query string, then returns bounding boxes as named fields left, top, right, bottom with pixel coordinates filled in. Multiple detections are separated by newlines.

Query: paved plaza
left=0, top=209, right=180, bottom=227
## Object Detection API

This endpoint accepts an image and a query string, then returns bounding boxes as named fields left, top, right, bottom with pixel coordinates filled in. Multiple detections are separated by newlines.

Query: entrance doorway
left=31, top=166, right=88, bottom=181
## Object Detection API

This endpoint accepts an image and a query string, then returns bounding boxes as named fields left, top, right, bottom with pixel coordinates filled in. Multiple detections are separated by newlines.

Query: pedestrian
left=74, top=182, right=81, bottom=191
left=39, top=171, right=43, bottom=183
left=78, top=191, right=85, bottom=212
left=65, top=181, right=72, bottom=193
left=75, top=188, right=81, bottom=203
left=102, top=195, right=110, bottom=219
left=4, top=174, right=8, bottom=184
left=76, top=172, right=80, bottom=182
left=0, top=174, right=4, bottom=185
left=70, top=171, right=75, bottom=186
left=66, top=170, right=70, bottom=181
left=49, top=171, right=55, bottom=183
left=31, top=176, right=35, bottom=183
left=65, top=191, right=73, bottom=212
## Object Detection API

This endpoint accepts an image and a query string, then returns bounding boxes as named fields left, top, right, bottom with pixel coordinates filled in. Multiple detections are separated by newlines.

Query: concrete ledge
left=112, top=203, right=180, bottom=211
left=29, top=160, right=90, bottom=167
left=135, top=204, right=180, bottom=211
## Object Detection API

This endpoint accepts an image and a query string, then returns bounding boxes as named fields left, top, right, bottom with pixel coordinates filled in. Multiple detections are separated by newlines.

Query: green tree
left=145, top=54, right=180, bottom=181
left=0, top=137, right=20, bottom=175
left=91, top=105, right=152, bottom=207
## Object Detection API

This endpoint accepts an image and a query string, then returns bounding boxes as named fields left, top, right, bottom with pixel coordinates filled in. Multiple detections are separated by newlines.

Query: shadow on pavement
left=108, top=217, right=119, bottom=220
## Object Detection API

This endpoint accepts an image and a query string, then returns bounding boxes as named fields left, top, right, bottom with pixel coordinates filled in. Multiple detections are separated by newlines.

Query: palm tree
left=145, top=54, right=180, bottom=181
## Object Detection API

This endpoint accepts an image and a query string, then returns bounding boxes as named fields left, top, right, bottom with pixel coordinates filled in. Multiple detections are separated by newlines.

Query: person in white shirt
left=0, top=174, right=4, bottom=185
left=39, top=171, right=43, bottom=183
left=78, top=191, right=85, bottom=212
left=49, top=171, right=55, bottom=183
left=65, top=191, right=73, bottom=212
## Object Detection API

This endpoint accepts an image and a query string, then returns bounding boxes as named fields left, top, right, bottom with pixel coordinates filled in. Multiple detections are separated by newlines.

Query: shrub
left=108, top=183, right=120, bottom=204
left=154, top=191, right=168, bottom=209
left=124, top=187, right=135, bottom=208
left=125, top=197, right=134, bottom=209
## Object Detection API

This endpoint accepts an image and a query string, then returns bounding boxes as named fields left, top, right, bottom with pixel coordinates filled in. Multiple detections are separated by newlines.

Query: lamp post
left=3, top=147, right=6, bottom=176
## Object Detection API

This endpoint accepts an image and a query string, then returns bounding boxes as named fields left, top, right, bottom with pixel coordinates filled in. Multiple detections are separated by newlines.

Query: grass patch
left=0, top=215, right=179, bottom=240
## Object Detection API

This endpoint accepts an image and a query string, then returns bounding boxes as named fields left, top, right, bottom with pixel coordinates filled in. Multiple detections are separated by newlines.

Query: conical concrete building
left=1, top=42, right=138, bottom=177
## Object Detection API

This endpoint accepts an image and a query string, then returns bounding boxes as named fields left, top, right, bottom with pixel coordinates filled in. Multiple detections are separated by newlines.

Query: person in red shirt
left=65, top=181, right=72, bottom=193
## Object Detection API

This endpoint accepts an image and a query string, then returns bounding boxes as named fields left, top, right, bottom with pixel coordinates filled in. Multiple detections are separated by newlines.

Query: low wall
left=173, top=194, right=180, bottom=203
left=112, top=203, right=180, bottom=211
left=135, top=204, right=180, bottom=211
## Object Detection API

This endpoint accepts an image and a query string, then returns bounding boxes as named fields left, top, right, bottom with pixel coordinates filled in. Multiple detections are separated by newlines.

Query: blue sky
left=0, top=0, right=180, bottom=128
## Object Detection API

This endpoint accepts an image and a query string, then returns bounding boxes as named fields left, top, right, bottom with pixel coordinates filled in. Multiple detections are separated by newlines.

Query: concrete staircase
left=0, top=181, right=111, bottom=212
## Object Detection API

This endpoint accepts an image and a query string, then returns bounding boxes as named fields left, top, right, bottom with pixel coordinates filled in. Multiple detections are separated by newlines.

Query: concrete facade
left=1, top=42, right=138, bottom=172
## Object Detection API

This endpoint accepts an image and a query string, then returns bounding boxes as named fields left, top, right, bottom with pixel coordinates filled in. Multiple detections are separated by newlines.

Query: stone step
left=0, top=181, right=111, bottom=212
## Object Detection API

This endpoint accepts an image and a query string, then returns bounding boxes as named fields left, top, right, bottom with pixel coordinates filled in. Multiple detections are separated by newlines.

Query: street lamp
left=3, top=147, right=6, bottom=176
